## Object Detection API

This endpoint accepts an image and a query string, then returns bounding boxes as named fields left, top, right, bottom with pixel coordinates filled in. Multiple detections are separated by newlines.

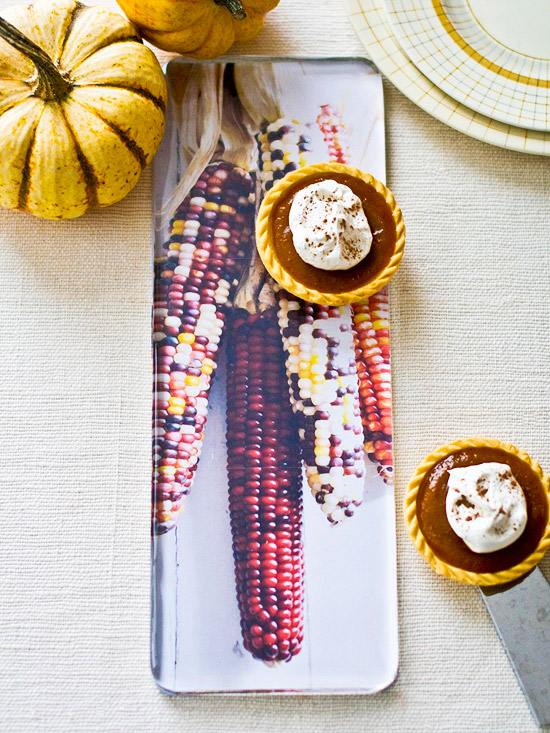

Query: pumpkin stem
left=0, top=16, right=72, bottom=101
left=215, top=0, right=247, bottom=20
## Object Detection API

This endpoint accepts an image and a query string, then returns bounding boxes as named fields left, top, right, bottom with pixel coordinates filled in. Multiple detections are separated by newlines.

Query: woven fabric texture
left=0, top=1, right=548, bottom=731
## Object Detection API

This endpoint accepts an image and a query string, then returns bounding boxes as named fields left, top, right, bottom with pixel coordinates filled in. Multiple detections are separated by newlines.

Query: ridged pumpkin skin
left=0, top=0, right=167, bottom=220
left=116, top=0, right=280, bottom=59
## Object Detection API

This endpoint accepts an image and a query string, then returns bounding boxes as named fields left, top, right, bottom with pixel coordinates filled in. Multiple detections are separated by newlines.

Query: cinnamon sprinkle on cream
left=288, top=179, right=373, bottom=270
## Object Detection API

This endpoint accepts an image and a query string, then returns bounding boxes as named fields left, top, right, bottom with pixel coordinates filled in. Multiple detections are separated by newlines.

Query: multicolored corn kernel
left=226, top=309, right=304, bottom=662
left=152, top=161, right=255, bottom=534
left=257, top=119, right=312, bottom=192
left=353, top=290, right=393, bottom=483
left=316, top=104, right=350, bottom=164
left=277, top=289, right=366, bottom=523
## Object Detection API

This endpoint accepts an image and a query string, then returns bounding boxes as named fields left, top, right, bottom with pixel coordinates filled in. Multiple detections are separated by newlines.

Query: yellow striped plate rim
left=347, top=0, right=550, bottom=155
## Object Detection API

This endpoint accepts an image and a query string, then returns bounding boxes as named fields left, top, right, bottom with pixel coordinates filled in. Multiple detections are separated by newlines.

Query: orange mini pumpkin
left=116, top=0, right=279, bottom=59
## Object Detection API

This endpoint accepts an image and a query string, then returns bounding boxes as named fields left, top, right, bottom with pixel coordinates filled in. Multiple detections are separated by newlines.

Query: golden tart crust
left=256, top=163, right=405, bottom=306
left=405, top=437, right=550, bottom=585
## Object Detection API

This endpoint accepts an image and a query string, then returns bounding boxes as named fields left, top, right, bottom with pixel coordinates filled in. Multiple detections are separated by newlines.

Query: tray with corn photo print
left=151, top=58, right=398, bottom=694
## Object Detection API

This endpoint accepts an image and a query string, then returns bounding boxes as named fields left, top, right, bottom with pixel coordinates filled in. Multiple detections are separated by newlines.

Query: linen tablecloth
left=0, top=1, right=548, bottom=730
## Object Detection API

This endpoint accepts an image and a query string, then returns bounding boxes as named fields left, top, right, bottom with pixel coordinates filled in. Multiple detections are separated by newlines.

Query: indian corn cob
left=353, top=292, right=393, bottom=482
left=316, top=104, right=350, bottom=164
left=257, top=120, right=312, bottom=192
left=152, top=161, right=255, bottom=534
left=277, top=292, right=366, bottom=523
left=315, top=105, right=394, bottom=483
left=226, top=306, right=304, bottom=662
left=256, top=119, right=366, bottom=523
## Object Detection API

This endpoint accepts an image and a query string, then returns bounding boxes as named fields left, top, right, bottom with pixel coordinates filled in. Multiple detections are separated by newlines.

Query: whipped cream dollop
left=446, top=462, right=527, bottom=554
left=288, top=179, right=373, bottom=270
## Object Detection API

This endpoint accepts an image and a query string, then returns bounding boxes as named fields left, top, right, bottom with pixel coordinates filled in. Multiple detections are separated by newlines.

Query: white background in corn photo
left=151, top=59, right=397, bottom=693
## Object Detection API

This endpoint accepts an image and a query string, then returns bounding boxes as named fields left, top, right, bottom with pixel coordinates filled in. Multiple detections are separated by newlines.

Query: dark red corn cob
left=226, top=309, right=304, bottom=662
left=152, top=161, right=255, bottom=534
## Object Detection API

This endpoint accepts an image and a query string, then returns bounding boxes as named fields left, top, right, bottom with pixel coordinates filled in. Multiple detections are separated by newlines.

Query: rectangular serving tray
left=151, top=57, right=398, bottom=695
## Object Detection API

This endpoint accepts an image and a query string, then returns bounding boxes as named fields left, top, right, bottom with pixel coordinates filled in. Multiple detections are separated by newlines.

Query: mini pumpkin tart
left=256, top=163, right=405, bottom=306
left=405, top=438, right=550, bottom=585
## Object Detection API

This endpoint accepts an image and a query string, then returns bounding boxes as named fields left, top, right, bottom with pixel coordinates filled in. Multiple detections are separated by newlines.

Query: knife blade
left=480, top=568, right=550, bottom=728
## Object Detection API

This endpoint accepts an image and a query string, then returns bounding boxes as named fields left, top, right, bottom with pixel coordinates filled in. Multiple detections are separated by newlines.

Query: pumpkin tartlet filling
left=406, top=439, right=550, bottom=585
left=256, top=163, right=405, bottom=306
left=273, top=172, right=395, bottom=292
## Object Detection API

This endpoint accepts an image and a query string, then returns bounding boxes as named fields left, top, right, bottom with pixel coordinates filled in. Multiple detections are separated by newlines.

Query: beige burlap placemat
left=0, top=1, right=548, bottom=730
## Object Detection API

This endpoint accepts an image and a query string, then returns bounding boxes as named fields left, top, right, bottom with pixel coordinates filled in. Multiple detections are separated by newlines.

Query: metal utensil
left=480, top=568, right=550, bottom=728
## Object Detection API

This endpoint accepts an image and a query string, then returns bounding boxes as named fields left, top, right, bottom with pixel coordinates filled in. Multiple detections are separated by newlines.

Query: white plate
left=348, top=0, right=550, bottom=155
left=383, top=0, right=550, bottom=131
